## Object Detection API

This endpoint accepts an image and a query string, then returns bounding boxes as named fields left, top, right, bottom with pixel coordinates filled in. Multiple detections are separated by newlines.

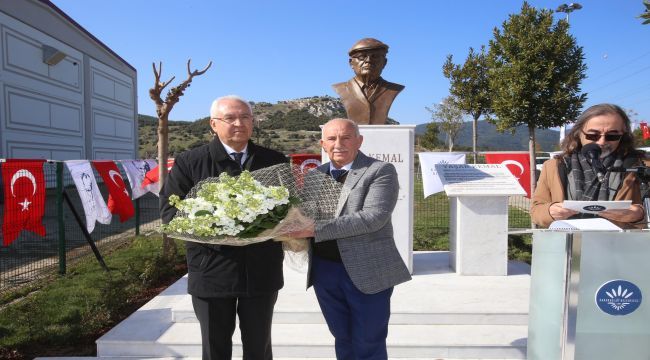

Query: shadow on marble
left=412, top=251, right=531, bottom=277
left=412, top=252, right=453, bottom=276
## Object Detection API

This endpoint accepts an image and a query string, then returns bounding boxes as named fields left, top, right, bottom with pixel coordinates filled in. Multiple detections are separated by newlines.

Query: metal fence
left=0, top=161, right=161, bottom=295
left=0, top=160, right=531, bottom=296
left=412, top=163, right=532, bottom=250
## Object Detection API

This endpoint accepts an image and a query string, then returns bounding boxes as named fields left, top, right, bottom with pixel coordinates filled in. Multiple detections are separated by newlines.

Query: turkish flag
left=92, top=161, right=134, bottom=222
left=141, top=159, right=174, bottom=196
left=289, top=153, right=321, bottom=187
left=641, top=122, right=650, bottom=140
left=484, top=152, right=532, bottom=198
left=2, top=159, right=46, bottom=246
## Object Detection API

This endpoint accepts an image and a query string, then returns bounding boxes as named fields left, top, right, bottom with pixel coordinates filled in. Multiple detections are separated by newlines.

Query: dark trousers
left=312, top=256, right=393, bottom=360
left=191, top=292, right=278, bottom=360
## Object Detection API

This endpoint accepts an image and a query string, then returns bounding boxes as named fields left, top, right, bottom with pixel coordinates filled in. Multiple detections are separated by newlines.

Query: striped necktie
left=231, top=152, right=244, bottom=168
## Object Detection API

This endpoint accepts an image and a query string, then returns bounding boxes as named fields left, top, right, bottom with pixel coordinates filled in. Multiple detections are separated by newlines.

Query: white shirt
left=330, top=162, right=352, bottom=176
left=220, top=141, right=248, bottom=166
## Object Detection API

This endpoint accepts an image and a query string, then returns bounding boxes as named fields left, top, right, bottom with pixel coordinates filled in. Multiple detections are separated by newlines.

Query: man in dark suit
left=160, top=95, right=287, bottom=360
left=294, top=118, right=411, bottom=360
left=332, top=38, right=405, bottom=125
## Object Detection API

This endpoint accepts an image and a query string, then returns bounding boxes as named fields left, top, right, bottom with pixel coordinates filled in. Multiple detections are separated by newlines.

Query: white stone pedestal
left=449, top=196, right=509, bottom=276
left=322, top=125, right=414, bottom=273
left=437, top=164, right=526, bottom=276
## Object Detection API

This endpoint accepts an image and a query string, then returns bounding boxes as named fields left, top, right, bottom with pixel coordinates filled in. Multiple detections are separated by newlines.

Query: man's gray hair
left=210, top=95, right=253, bottom=118
left=322, top=118, right=361, bottom=137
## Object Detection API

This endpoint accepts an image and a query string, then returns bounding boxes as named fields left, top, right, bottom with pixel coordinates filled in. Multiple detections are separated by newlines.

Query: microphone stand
left=630, top=166, right=650, bottom=227
left=639, top=170, right=650, bottom=227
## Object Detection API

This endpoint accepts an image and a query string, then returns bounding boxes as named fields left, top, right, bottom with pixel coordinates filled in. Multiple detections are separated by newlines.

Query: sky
left=52, top=0, right=650, bottom=127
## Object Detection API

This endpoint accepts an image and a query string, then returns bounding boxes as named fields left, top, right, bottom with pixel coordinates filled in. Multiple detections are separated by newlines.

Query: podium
left=322, top=125, right=415, bottom=273
left=528, top=230, right=650, bottom=360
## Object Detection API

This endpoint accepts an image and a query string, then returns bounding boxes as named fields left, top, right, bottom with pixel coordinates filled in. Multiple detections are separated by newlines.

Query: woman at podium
left=531, top=103, right=646, bottom=228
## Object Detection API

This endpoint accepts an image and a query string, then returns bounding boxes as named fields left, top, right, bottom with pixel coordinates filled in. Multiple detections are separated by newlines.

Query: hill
left=139, top=96, right=399, bottom=157
left=414, top=120, right=561, bottom=152
left=138, top=96, right=560, bottom=157
left=138, top=96, right=349, bottom=157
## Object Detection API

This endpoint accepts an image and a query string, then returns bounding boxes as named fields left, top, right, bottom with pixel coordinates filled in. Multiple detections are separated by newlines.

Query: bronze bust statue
left=332, top=38, right=405, bottom=125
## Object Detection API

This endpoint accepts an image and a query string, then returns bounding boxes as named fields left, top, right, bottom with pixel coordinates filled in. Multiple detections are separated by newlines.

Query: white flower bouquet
left=161, top=163, right=341, bottom=249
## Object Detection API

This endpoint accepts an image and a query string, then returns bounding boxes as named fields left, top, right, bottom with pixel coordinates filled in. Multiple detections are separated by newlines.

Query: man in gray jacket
left=296, top=118, right=411, bottom=360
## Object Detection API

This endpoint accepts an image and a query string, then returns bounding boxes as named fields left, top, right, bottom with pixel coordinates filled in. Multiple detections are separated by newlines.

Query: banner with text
left=418, top=152, right=466, bottom=198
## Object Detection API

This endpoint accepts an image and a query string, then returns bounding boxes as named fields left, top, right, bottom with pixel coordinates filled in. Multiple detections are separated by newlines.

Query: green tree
left=419, top=122, right=442, bottom=150
left=639, top=0, right=650, bottom=24
left=426, top=96, right=465, bottom=152
left=487, top=2, right=587, bottom=194
left=443, top=46, right=491, bottom=162
left=633, top=127, right=650, bottom=147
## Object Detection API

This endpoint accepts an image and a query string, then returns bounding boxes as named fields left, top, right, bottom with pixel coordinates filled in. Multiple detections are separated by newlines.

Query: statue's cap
left=348, top=38, right=388, bottom=56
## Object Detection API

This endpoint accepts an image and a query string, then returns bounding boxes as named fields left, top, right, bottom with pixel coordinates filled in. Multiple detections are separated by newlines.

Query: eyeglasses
left=581, top=131, right=624, bottom=142
left=212, top=115, right=253, bottom=124
left=350, top=52, right=385, bottom=61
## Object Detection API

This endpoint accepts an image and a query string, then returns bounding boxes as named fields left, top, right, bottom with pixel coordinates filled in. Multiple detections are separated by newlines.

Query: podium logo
left=583, top=205, right=606, bottom=212
left=595, top=280, right=642, bottom=316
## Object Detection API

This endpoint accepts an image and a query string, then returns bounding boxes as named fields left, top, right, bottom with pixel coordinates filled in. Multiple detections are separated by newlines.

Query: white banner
left=120, top=159, right=157, bottom=199
left=65, top=160, right=112, bottom=233
left=418, top=152, right=466, bottom=198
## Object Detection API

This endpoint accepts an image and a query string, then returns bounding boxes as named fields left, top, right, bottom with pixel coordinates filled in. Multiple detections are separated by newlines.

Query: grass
left=0, top=235, right=187, bottom=360
left=413, top=175, right=533, bottom=263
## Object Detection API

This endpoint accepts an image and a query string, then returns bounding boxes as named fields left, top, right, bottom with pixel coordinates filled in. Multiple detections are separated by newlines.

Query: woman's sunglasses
left=581, top=131, right=624, bottom=142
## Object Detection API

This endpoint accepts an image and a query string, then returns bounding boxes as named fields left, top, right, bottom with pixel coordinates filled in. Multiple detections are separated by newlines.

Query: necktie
left=331, top=169, right=346, bottom=181
left=231, top=152, right=244, bottom=168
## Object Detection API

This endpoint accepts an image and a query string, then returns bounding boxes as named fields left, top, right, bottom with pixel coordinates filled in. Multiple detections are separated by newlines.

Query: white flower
left=181, top=198, right=215, bottom=219
left=162, top=170, right=293, bottom=242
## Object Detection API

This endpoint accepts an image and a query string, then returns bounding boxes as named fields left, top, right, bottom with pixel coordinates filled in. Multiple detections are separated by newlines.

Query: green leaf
left=258, top=220, right=276, bottom=229
left=194, top=210, right=212, bottom=217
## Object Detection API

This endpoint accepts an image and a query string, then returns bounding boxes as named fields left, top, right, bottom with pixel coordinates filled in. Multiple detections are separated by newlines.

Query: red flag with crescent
left=141, top=159, right=174, bottom=196
left=289, top=153, right=321, bottom=187
left=484, top=152, right=532, bottom=198
left=2, top=159, right=46, bottom=246
left=641, top=122, right=650, bottom=140
left=92, top=161, right=134, bottom=222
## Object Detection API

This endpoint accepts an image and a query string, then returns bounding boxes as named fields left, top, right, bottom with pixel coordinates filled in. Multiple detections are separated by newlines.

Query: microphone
left=609, top=166, right=650, bottom=179
left=581, top=143, right=606, bottom=181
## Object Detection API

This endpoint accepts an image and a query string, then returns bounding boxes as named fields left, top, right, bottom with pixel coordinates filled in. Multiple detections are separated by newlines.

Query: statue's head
left=348, top=38, right=388, bottom=83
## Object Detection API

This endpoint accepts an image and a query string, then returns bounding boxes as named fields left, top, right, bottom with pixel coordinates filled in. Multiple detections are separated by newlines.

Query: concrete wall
left=0, top=0, right=137, bottom=160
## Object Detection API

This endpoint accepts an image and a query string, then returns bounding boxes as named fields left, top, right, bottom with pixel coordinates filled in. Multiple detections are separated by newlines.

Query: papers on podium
left=549, top=218, right=622, bottom=231
left=562, top=200, right=632, bottom=214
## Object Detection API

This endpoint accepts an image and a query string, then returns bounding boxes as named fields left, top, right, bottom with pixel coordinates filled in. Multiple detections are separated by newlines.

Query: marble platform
left=38, top=251, right=531, bottom=360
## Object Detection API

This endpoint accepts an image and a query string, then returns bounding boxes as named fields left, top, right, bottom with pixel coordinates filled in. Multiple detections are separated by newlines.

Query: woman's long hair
left=559, top=103, right=639, bottom=158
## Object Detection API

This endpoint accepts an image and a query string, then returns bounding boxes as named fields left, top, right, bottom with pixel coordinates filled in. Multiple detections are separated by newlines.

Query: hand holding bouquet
left=161, top=163, right=340, bottom=250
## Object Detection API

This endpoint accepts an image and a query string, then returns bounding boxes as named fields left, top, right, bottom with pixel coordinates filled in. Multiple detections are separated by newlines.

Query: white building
left=0, top=0, right=137, bottom=161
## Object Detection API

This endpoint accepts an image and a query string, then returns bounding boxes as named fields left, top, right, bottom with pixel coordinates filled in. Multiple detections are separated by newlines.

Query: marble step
left=97, top=322, right=527, bottom=359
left=172, top=293, right=527, bottom=325
left=172, top=252, right=531, bottom=326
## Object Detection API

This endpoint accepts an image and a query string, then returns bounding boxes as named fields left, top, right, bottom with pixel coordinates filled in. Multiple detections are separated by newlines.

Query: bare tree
left=149, top=59, right=211, bottom=255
